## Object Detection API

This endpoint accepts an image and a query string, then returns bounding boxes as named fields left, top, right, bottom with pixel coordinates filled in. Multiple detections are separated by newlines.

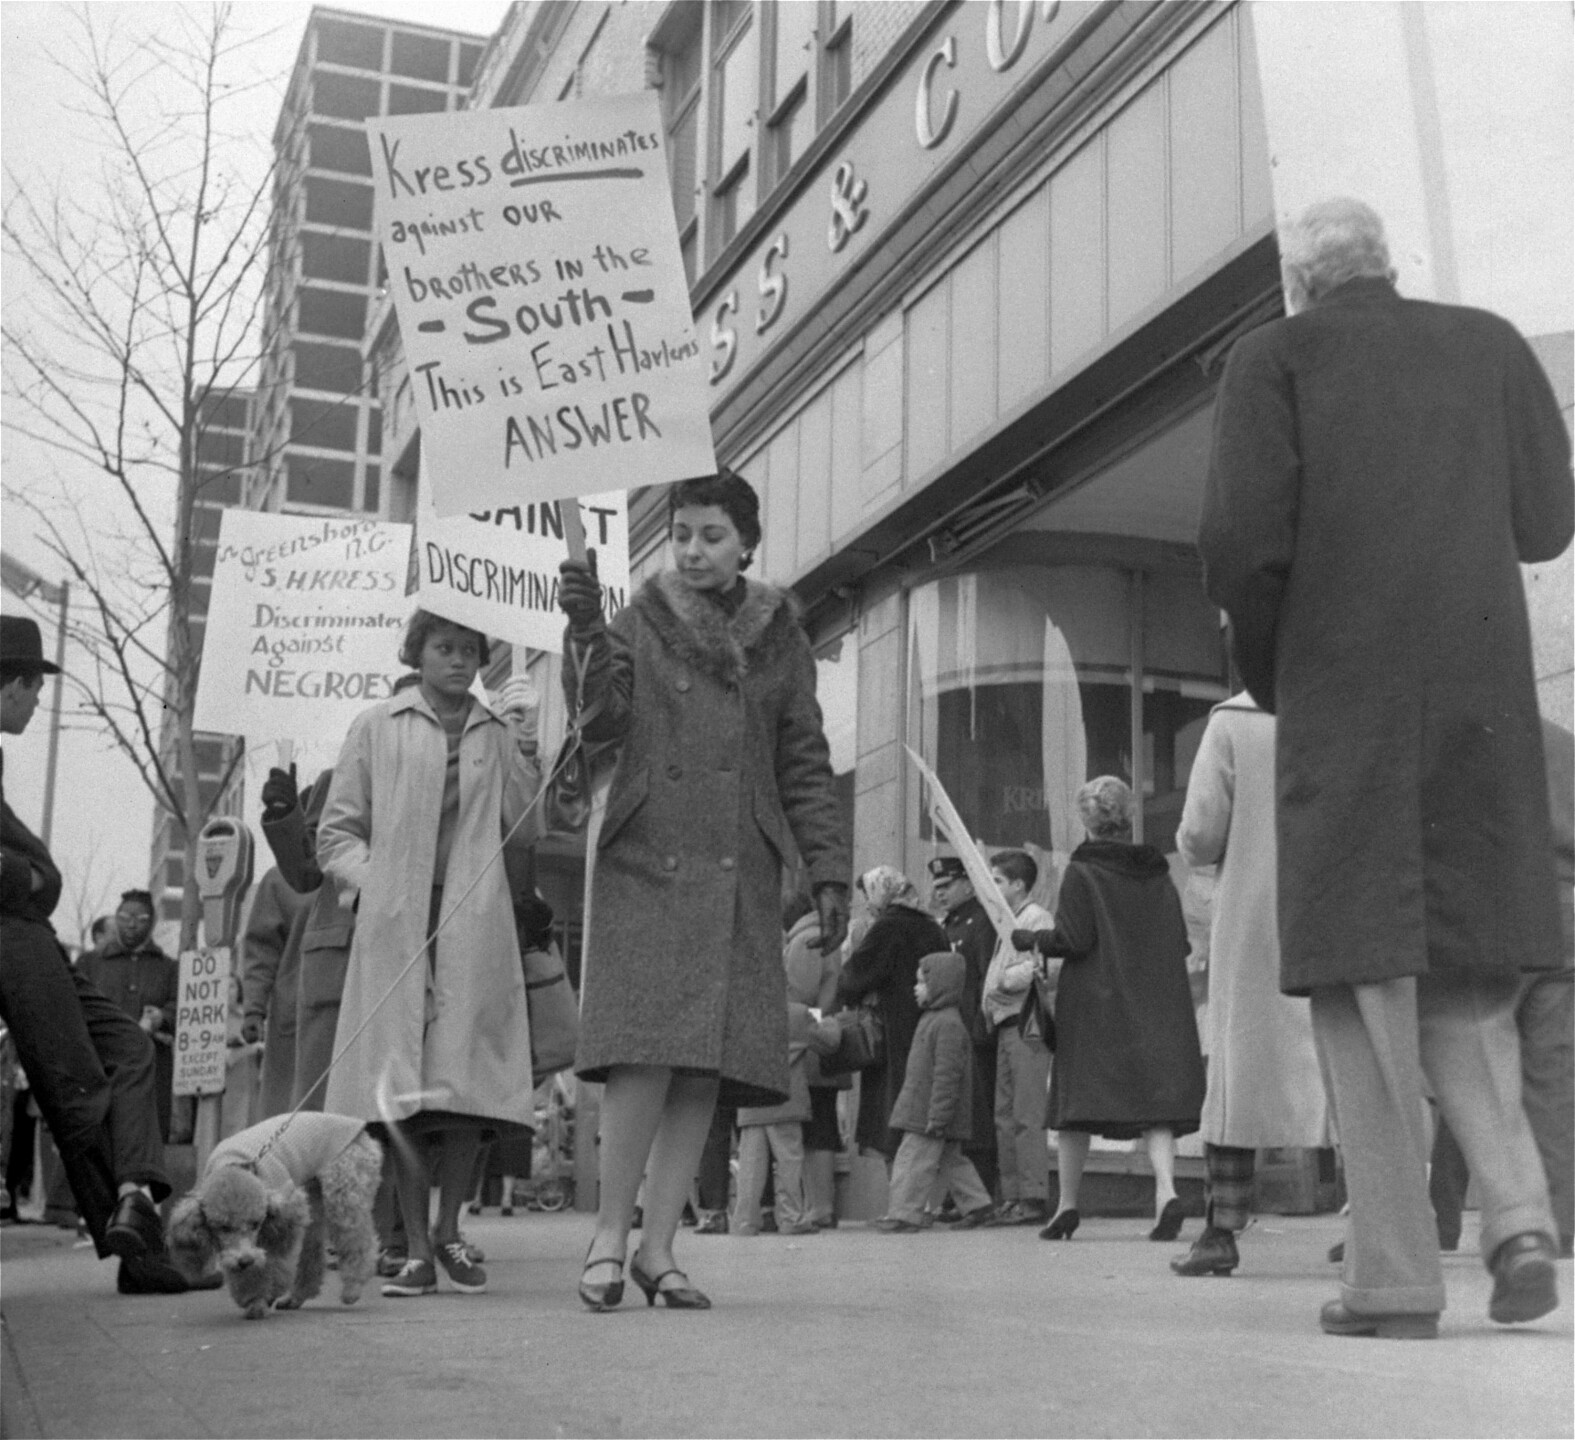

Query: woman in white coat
left=1170, top=692, right=1330, bottom=1276
left=318, top=611, right=542, bottom=1298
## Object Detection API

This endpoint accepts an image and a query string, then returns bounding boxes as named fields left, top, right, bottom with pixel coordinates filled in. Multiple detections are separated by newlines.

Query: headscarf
left=856, top=865, right=924, bottom=918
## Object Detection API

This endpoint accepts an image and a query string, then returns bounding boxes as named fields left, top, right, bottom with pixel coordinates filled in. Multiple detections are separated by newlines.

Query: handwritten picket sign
left=368, top=91, right=717, bottom=519
left=193, top=510, right=414, bottom=748
left=173, top=946, right=229, bottom=1097
left=417, top=489, right=631, bottom=652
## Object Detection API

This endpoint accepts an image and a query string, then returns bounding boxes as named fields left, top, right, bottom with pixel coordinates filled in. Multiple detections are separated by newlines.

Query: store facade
left=660, top=0, right=1279, bottom=907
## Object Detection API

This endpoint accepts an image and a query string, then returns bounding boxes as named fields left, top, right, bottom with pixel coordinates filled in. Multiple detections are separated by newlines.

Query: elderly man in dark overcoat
left=1199, top=198, right=1573, bottom=1339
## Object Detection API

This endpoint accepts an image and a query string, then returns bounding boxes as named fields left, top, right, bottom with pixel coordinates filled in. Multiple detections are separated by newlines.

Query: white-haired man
left=1198, top=198, right=1573, bottom=1338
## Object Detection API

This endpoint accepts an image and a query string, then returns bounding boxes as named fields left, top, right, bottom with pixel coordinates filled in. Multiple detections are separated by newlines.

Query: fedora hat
left=0, top=616, right=61, bottom=675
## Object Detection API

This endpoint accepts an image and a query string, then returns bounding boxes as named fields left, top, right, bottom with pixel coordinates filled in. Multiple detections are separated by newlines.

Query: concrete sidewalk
left=2, top=1210, right=1569, bottom=1438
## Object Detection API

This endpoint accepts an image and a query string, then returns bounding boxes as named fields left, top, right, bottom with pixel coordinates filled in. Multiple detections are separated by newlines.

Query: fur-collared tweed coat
left=1199, top=278, right=1573, bottom=993
left=570, top=570, right=849, bottom=1107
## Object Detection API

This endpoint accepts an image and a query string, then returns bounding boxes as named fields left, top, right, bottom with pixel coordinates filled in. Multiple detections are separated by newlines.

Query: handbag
left=819, top=999, right=885, bottom=1076
left=522, top=943, right=580, bottom=1084
left=1017, top=972, right=1056, bottom=1053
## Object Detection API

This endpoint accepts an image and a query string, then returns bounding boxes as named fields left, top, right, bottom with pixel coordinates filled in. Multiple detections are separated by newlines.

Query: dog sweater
left=207, top=1113, right=367, bottom=1192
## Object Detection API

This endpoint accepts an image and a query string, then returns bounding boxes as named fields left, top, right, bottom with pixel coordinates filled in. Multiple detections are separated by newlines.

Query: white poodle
left=168, top=1113, right=382, bottom=1320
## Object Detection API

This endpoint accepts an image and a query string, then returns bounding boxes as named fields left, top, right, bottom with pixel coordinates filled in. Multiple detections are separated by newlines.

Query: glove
left=1012, top=928, right=1049, bottom=954
left=261, top=763, right=298, bottom=821
left=813, top=882, right=850, bottom=955
left=240, top=1016, right=263, bottom=1045
left=491, top=675, right=540, bottom=753
left=557, top=557, right=604, bottom=630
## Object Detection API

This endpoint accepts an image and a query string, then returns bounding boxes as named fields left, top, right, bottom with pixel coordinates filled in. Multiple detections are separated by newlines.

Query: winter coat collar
left=388, top=686, right=501, bottom=730
left=1309, top=275, right=1399, bottom=311
left=1071, top=839, right=1171, bottom=879
left=636, top=569, right=801, bottom=686
left=94, top=936, right=169, bottom=963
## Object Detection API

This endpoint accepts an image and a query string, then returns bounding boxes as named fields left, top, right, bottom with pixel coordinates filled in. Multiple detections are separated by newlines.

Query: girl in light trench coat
left=318, top=612, right=542, bottom=1298
left=558, top=470, right=850, bottom=1313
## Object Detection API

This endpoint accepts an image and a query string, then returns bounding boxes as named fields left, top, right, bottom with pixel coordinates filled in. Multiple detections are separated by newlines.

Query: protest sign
left=905, top=746, right=1018, bottom=945
left=193, top=511, right=414, bottom=748
left=417, top=490, right=631, bottom=652
left=368, top=91, right=716, bottom=519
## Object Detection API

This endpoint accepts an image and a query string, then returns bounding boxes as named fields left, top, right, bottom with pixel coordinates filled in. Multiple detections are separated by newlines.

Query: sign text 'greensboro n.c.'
left=368, top=91, right=716, bottom=518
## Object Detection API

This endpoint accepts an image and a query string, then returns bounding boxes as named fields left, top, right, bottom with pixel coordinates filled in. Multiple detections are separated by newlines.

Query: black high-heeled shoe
left=629, top=1255, right=711, bottom=1309
left=578, top=1249, right=625, bottom=1312
left=1039, top=1208, right=1080, bottom=1240
left=1149, top=1197, right=1186, bottom=1242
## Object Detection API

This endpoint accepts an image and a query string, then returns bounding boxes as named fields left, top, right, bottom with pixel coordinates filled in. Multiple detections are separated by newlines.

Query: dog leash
left=246, top=645, right=605, bottom=1173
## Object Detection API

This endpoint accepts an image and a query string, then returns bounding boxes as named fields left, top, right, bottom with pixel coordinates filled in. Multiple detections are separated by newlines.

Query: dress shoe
left=693, top=1211, right=728, bottom=1235
left=117, top=1255, right=192, bottom=1295
left=105, top=1191, right=163, bottom=1261
left=777, top=1220, right=818, bottom=1236
left=1488, top=1231, right=1559, bottom=1325
left=1319, top=1299, right=1438, bottom=1339
left=1148, top=1197, right=1186, bottom=1242
left=870, top=1215, right=924, bottom=1232
left=953, top=1205, right=996, bottom=1230
left=577, top=1249, right=624, bottom=1312
left=629, top=1255, right=711, bottom=1309
left=1170, top=1225, right=1239, bottom=1277
left=1039, top=1208, right=1080, bottom=1240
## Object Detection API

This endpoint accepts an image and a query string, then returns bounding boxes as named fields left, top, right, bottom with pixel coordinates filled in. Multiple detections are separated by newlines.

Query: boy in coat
left=874, top=950, right=993, bottom=1231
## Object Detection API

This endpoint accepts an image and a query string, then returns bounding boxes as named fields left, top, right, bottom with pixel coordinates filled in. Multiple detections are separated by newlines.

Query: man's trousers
left=994, top=1023, right=1051, bottom=1203
left=1311, top=969, right=1556, bottom=1316
left=0, top=916, right=168, bottom=1257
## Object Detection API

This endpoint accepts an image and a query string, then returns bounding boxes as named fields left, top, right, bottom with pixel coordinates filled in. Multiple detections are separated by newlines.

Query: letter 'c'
left=916, top=36, right=958, bottom=150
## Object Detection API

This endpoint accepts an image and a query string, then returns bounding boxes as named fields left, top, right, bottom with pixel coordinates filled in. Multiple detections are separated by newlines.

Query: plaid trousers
left=1204, top=1144, right=1256, bottom=1231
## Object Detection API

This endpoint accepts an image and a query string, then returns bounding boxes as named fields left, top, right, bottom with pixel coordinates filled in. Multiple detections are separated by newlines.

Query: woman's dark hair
left=398, top=609, right=490, bottom=669
left=118, top=889, right=155, bottom=914
left=668, top=468, right=762, bottom=568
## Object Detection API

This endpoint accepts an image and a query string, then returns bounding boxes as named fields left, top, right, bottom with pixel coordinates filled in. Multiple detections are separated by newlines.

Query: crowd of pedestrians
left=1, top=199, right=1570, bottom=1347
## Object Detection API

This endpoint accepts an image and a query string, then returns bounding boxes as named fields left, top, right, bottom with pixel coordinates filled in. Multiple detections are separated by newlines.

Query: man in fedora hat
left=0, top=614, right=195, bottom=1292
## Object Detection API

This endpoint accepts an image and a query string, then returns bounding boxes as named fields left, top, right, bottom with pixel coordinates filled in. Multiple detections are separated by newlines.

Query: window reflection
left=905, top=557, right=1226, bottom=892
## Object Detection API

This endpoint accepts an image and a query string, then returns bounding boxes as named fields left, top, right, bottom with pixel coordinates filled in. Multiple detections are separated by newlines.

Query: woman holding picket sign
left=317, top=609, right=543, bottom=1298
left=557, top=469, right=850, bottom=1312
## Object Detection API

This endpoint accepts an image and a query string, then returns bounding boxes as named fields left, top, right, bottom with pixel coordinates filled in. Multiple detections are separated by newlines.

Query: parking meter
left=195, top=817, right=253, bottom=948
left=183, top=818, right=254, bottom=1170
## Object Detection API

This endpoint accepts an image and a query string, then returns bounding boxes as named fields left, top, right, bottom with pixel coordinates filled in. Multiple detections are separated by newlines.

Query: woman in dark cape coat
left=1020, top=777, right=1204, bottom=1241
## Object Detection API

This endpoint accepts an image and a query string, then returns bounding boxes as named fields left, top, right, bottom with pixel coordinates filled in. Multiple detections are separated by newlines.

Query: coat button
left=676, top=679, right=691, bottom=693
left=720, top=857, right=735, bottom=872
left=663, top=856, right=678, bottom=872
left=667, top=763, right=682, bottom=779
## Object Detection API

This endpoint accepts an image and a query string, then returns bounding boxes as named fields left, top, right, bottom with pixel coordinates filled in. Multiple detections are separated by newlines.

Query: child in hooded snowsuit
left=880, top=950, right=994, bottom=1229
